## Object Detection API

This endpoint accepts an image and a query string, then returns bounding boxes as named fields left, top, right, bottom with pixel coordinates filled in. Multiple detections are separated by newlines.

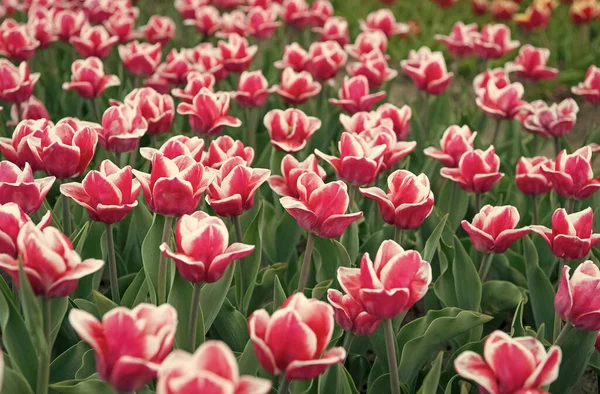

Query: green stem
left=478, top=253, right=494, bottom=282
left=491, top=119, right=502, bottom=146
left=342, top=332, right=354, bottom=356
left=157, top=216, right=175, bottom=305
left=232, top=215, right=245, bottom=309
left=115, top=152, right=122, bottom=168
left=383, top=319, right=401, bottom=394
left=532, top=195, right=539, bottom=224
left=93, top=98, right=102, bottom=123
left=394, top=227, right=402, bottom=245
left=36, top=297, right=52, bottom=394
left=128, top=144, right=138, bottom=168
left=553, top=136, right=561, bottom=157
left=278, top=375, right=290, bottom=394
left=554, top=322, right=573, bottom=347
left=186, top=282, right=204, bottom=353
left=105, top=223, right=120, bottom=304
left=565, top=199, right=575, bottom=214
left=348, top=185, right=357, bottom=212
left=423, top=92, right=429, bottom=138
left=61, top=191, right=71, bottom=236
left=296, top=232, right=316, bottom=293
left=475, top=193, right=482, bottom=213
left=150, top=134, right=157, bottom=148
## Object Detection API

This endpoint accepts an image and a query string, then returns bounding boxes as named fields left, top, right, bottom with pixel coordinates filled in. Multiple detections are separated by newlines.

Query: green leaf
left=121, top=269, right=148, bottom=308
left=240, top=202, right=264, bottom=315
left=360, top=226, right=394, bottom=259
left=510, top=299, right=526, bottom=337
left=141, top=214, right=165, bottom=304
left=201, top=264, right=234, bottom=334
left=1, top=367, right=34, bottom=394
left=91, top=290, right=118, bottom=317
left=167, top=274, right=204, bottom=349
left=438, top=181, right=468, bottom=232
left=340, top=221, right=359, bottom=264
left=422, top=214, right=448, bottom=262
left=212, top=298, right=249, bottom=352
left=311, top=279, right=332, bottom=300
left=50, top=297, right=69, bottom=348
left=74, top=350, right=97, bottom=380
left=50, top=375, right=117, bottom=394
left=50, top=342, right=90, bottom=384
left=417, top=352, right=444, bottom=394
left=318, top=364, right=356, bottom=394
left=290, top=379, right=313, bottom=394
left=550, top=327, right=597, bottom=394
left=18, top=260, right=46, bottom=355
left=273, top=275, right=287, bottom=311
left=238, top=339, right=259, bottom=376
left=452, top=237, right=481, bottom=312
left=72, top=222, right=105, bottom=299
left=314, top=237, right=350, bottom=283
left=481, top=280, right=523, bottom=314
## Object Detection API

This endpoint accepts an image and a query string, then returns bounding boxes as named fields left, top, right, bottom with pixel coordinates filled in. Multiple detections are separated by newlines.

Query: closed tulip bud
left=206, top=157, right=270, bottom=217
left=7, top=96, right=50, bottom=127
left=505, top=45, right=558, bottom=81
left=264, top=108, right=321, bottom=153
left=0, top=60, right=40, bottom=104
left=541, top=146, right=600, bottom=199
left=532, top=207, right=600, bottom=260
left=462, top=205, right=531, bottom=253
left=359, top=9, right=409, bottom=38
left=0, top=222, right=104, bottom=297
left=172, top=71, right=215, bottom=103
left=177, top=88, right=241, bottom=136
left=556, top=260, right=600, bottom=331
left=203, top=135, right=253, bottom=169
left=515, top=157, right=553, bottom=195
left=159, top=49, right=193, bottom=85
left=133, top=152, right=214, bottom=216
left=345, top=30, right=388, bottom=60
left=476, top=79, right=525, bottom=120
left=441, top=146, right=504, bottom=193
left=347, top=49, right=398, bottom=88
left=69, top=304, right=177, bottom=392
left=52, top=8, right=86, bottom=42
left=247, top=6, right=281, bottom=39
left=218, top=33, right=257, bottom=72
left=424, top=125, right=476, bottom=167
left=360, top=170, right=434, bottom=229
left=104, top=9, right=138, bottom=43
left=60, top=160, right=140, bottom=224
left=274, top=42, right=309, bottom=71
left=313, top=16, right=349, bottom=46
left=454, top=331, right=561, bottom=394
left=248, top=293, right=346, bottom=380
left=375, top=103, right=412, bottom=140
left=141, top=135, right=205, bottom=163
left=63, top=57, right=121, bottom=99
left=0, top=202, right=51, bottom=257
left=268, top=154, right=326, bottom=198
left=70, top=24, right=119, bottom=59
left=0, top=118, right=50, bottom=171
left=473, top=23, right=520, bottom=59
left=274, top=67, right=322, bottom=105
left=401, top=47, right=454, bottom=95
left=140, top=15, right=175, bottom=45
left=572, top=65, right=600, bottom=104
left=232, top=70, right=274, bottom=107
left=306, top=40, right=347, bottom=81
left=0, top=162, right=54, bottom=214
left=156, top=341, right=271, bottom=394
left=160, top=211, right=255, bottom=283
left=358, top=126, right=416, bottom=171
left=329, top=75, right=386, bottom=114
left=434, top=21, right=478, bottom=57
left=99, top=104, right=148, bottom=152
left=0, top=19, right=39, bottom=61
left=187, top=6, right=221, bottom=36
left=119, top=41, right=162, bottom=77
left=279, top=172, right=363, bottom=238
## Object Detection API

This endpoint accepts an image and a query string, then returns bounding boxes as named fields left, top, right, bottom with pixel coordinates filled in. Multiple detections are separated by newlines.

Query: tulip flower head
left=520, top=99, right=578, bottom=138
left=232, top=70, right=274, bottom=107
left=273, top=67, right=322, bottom=105
left=556, top=260, right=600, bottom=331
left=440, top=146, right=504, bottom=193
left=424, top=125, right=477, bottom=168
left=0, top=60, right=40, bottom=104
left=63, top=57, right=121, bottom=99
left=541, top=146, right=600, bottom=200
left=70, top=23, right=119, bottom=58
left=401, top=47, right=454, bottom=95
left=359, top=9, right=409, bottom=38
left=329, top=75, right=386, bottom=114
left=268, top=154, right=326, bottom=198
left=264, top=108, right=321, bottom=153
left=177, top=88, right=242, bottom=136
left=99, top=104, right=148, bottom=153
left=434, top=21, right=478, bottom=57
left=141, top=135, right=205, bottom=163
left=306, top=40, right=347, bottom=81
left=140, top=15, right=175, bottom=45
left=0, top=19, right=39, bottom=61
left=473, top=23, right=520, bottom=59
left=515, top=156, right=553, bottom=195
left=0, top=161, right=55, bottom=214
left=171, top=71, right=216, bottom=103
left=118, top=41, right=163, bottom=77
left=0, top=202, right=51, bottom=257
left=203, top=135, right=254, bottom=170
left=572, top=65, right=600, bottom=104
left=505, top=45, right=558, bottom=81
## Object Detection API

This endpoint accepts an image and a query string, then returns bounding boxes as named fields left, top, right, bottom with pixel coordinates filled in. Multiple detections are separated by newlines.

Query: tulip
left=248, top=293, right=346, bottom=388
left=347, top=49, right=398, bottom=88
left=531, top=207, right=600, bottom=260
left=0, top=118, right=50, bottom=171
left=0, top=202, right=51, bottom=258
left=434, top=21, right=478, bottom=57
left=401, top=47, right=454, bottom=95
left=472, top=0, right=490, bottom=14
left=515, top=157, right=553, bottom=222
left=0, top=60, right=40, bottom=104
left=358, top=126, right=416, bottom=171
left=69, top=304, right=177, bottom=392
left=140, top=15, right=175, bottom=45
left=572, top=65, right=600, bottom=104
left=360, top=170, right=434, bottom=232
left=274, top=67, right=321, bottom=105
left=490, top=0, right=519, bottom=19
left=203, top=135, right=254, bottom=169
left=280, top=0, right=312, bottom=29
left=473, top=67, right=510, bottom=95
left=0, top=19, right=39, bottom=61
left=424, top=125, right=476, bottom=167
left=63, top=57, right=121, bottom=99
left=440, top=146, right=504, bottom=195
left=119, top=41, right=162, bottom=77
left=186, top=43, right=228, bottom=82
left=119, top=87, right=175, bottom=136
left=188, top=6, right=221, bottom=36
left=306, top=40, right=347, bottom=81
left=177, top=88, right=242, bottom=136
left=232, top=70, right=274, bottom=108
left=51, top=8, right=86, bottom=42
left=375, top=103, right=412, bottom=140
left=268, top=154, right=326, bottom=198
left=206, top=157, right=270, bottom=217
left=345, top=30, right=388, bottom=60
left=83, top=0, right=134, bottom=24
left=315, top=132, right=386, bottom=186
left=156, top=341, right=271, bottom=394
left=0, top=161, right=55, bottom=214
left=313, top=16, right=349, bottom=45
left=247, top=6, right=281, bottom=39
left=172, top=71, right=215, bottom=103
left=359, top=9, right=409, bottom=38
left=339, top=111, right=381, bottom=134
left=28, top=7, right=57, bottom=48
left=7, top=96, right=50, bottom=127
left=217, top=11, right=247, bottom=38
left=175, top=0, right=208, bottom=20
left=476, top=79, right=525, bottom=121
left=218, top=33, right=257, bottom=72
left=556, top=260, right=600, bottom=332
left=159, top=49, right=192, bottom=86
left=570, top=0, right=600, bottom=24
left=141, top=135, right=205, bottom=163
left=473, top=23, right=520, bottom=59
left=70, top=24, right=119, bottom=58
left=274, top=42, right=309, bottom=71
left=541, top=146, right=600, bottom=200
left=520, top=99, right=579, bottom=145
left=104, top=9, right=139, bottom=43
left=99, top=104, right=148, bottom=153
left=329, top=76, right=386, bottom=114
left=505, top=45, right=558, bottom=81
left=515, top=2, right=552, bottom=30
left=454, top=330, right=561, bottom=394
left=264, top=108, right=321, bottom=153
left=310, top=0, right=334, bottom=27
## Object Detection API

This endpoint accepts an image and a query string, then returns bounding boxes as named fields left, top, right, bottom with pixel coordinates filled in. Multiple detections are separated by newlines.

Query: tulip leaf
left=121, top=269, right=148, bottom=308
left=550, top=327, right=597, bottom=394
left=72, top=222, right=106, bottom=299
left=212, top=298, right=249, bottom=352
left=312, top=279, right=332, bottom=300
left=1, top=367, right=34, bottom=394
left=318, top=364, right=358, bottom=394
left=437, top=181, right=468, bottom=232
left=275, top=211, right=303, bottom=263
left=50, top=296, right=69, bottom=347
left=141, top=214, right=165, bottom=304
left=273, top=274, right=287, bottom=311
left=74, top=349, right=97, bottom=380
left=340, top=221, right=359, bottom=264
left=18, top=260, right=46, bottom=356
left=167, top=273, right=204, bottom=349
left=290, top=379, right=313, bottom=394
left=201, top=264, right=234, bottom=334
left=360, top=226, right=394, bottom=260
left=452, top=236, right=481, bottom=312
left=510, top=299, right=527, bottom=337
left=416, top=352, right=444, bottom=394
left=240, top=201, right=264, bottom=315
left=50, top=341, right=91, bottom=384
left=238, top=339, right=260, bottom=376
left=50, top=374, right=117, bottom=394
left=314, top=237, right=351, bottom=283
left=481, top=280, right=523, bottom=314
left=243, top=262, right=287, bottom=314
left=523, top=235, right=555, bottom=341
left=91, top=290, right=118, bottom=317
left=422, top=213, right=448, bottom=263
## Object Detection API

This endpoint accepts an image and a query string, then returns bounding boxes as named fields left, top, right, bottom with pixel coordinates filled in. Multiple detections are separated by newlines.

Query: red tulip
left=0, top=222, right=103, bottom=297
left=0, top=202, right=51, bottom=258
left=247, top=6, right=281, bottom=39
left=531, top=207, right=600, bottom=260
left=217, top=11, right=248, bottom=38
left=177, top=88, right=241, bottom=136
left=70, top=24, right=119, bottom=59
left=268, top=154, right=326, bottom=198
left=203, top=135, right=254, bottom=170
left=462, top=205, right=531, bottom=253
left=339, top=111, right=381, bottom=134
left=279, top=172, right=363, bottom=238
left=401, top=47, right=454, bottom=95
left=0, top=60, right=40, bottom=104
left=104, top=9, right=139, bottom=43
left=347, top=49, right=397, bottom=88
left=556, top=260, right=600, bottom=331
left=141, top=135, right=205, bottom=163
left=424, top=125, right=476, bottom=167
left=434, top=21, right=478, bottom=57
left=274, top=67, right=321, bottom=105
left=159, top=49, right=192, bottom=86
left=119, top=41, right=162, bottom=77
left=345, top=30, right=388, bottom=60
left=218, top=33, right=257, bottom=72
left=83, top=0, right=132, bottom=24
left=140, top=15, right=175, bottom=45
left=454, top=331, right=561, bottom=394
left=572, top=65, right=600, bottom=104
left=359, top=9, right=409, bottom=38
left=313, top=16, right=349, bottom=46
left=541, top=146, right=600, bottom=200
left=52, top=8, right=87, bottom=42
left=306, top=40, right=347, bottom=81
left=280, top=0, right=312, bottom=29
left=473, top=23, right=520, bottom=59
left=0, top=19, right=39, bottom=61
left=309, top=0, right=334, bottom=27
left=515, top=2, right=552, bottom=30
left=7, top=96, right=49, bottom=127
left=28, top=7, right=57, bottom=48
left=119, top=87, right=175, bottom=135
left=505, top=45, right=558, bottom=81
left=99, top=104, right=148, bottom=153
left=248, top=293, right=346, bottom=380
left=521, top=99, right=578, bottom=138
left=490, top=0, right=519, bottom=19
left=0, top=119, right=50, bottom=171
left=473, top=68, right=510, bottom=95
left=172, top=71, right=215, bottom=103
left=156, top=341, right=271, bottom=394
left=263, top=108, right=320, bottom=153
left=206, top=157, right=270, bottom=217
left=188, top=6, right=221, bottom=36
left=476, top=79, right=525, bottom=120
left=144, top=72, right=171, bottom=94
left=329, top=76, right=386, bottom=114
left=60, top=160, right=140, bottom=224
left=185, top=43, right=228, bottom=81
left=570, top=0, right=600, bottom=24
left=160, top=211, right=255, bottom=283
left=274, top=42, right=309, bottom=72
left=69, top=304, right=177, bottom=392
left=232, top=70, right=274, bottom=107
left=63, top=57, right=120, bottom=99
left=376, top=103, right=412, bottom=140
left=0, top=162, right=54, bottom=214
left=175, top=0, right=208, bottom=20
left=441, top=146, right=504, bottom=193
left=472, top=0, right=490, bottom=14
left=358, top=126, right=416, bottom=171
left=515, top=156, right=553, bottom=195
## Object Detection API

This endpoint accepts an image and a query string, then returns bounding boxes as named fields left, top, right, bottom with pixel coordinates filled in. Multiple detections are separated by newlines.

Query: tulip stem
left=36, top=297, right=52, bottom=394
left=342, top=332, right=354, bottom=355
left=478, top=253, right=494, bottom=282
left=105, top=223, right=120, bottom=304
left=157, top=216, right=175, bottom=305
left=92, top=98, right=102, bottom=123
left=129, top=144, right=139, bottom=168
left=278, top=375, right=290, bottom=394
left=115, top=152, right=122, bottom=167
left=565, top=199, right=575, bottom=214
left=187, top=282, right=204, bottom=353
left=232, top=215, right=245, bottom=309
left=245, top=108, right=257, bottom=149
left=383, top=319, right=401, bottom=394
left=296, top=232, right=315, bottom=293
left=491, top=119, right=502, bottom=146
left=532, top=195, right=539, bottom=224
left=474, top=193, right=482, bottom=214
left=553, top=136, right=561, bottom=157
left=61, top=191, right=71, bottom=236
left=423, top=92, right=429, bottom=136
left=554, top=322, right=573, bottom=347
left=394, top=227, right=402, bottom=245
left=348, top=185, right=357, bottom=212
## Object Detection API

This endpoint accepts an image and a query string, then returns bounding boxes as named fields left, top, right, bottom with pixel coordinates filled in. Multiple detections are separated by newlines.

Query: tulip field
left=2, top=0, right=600, bottom=393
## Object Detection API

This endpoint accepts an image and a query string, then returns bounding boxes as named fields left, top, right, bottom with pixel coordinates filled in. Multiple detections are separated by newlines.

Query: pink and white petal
left=285, top=347, right=346, bottom=380
left=454, top=351, right=499, bottom=394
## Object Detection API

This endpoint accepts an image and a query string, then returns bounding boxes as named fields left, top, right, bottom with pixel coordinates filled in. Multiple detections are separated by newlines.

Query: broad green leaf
left=212, top=298, right=248, bottom=352
left=340, top=222, right=359, bottom=264
left=481, top=280, right=523, bottom=314
left=121, top=269, right=147, bottom=308
left=91, top=290, right=118, bottom=317
left=50, top=375, right=116, bottom=394
left=18, top=260, right=46, bottom=355
left=240, top=202, right=264, bottom=315
left=201, top=264, right=234, bottom=334
left=550, top=327, right=596, bottom=394
left=510, top=299, right=527, bottom=337
left=314, top=237, right=350, bottom=283
left=422, top=214, right=448, bottom=262
left=168, top=274, right=204, bottom=349
left=417, top=352, right=444, bottom=394
left=273, top=275, right=287, bottom=311
left=318, top=364, right=355, bottom=394
left=141, top=214, right=166, bottom=304
left=311, top=279, right=332, bottom=300
left=72, top=222, right=105, bottom=299
left=290, top=379, right=313, bottom=394
left=74, top=349, right=96, bottom=380
left=238, top=339, right=259, bottom=376
left=1, top=367, right=34, bottom=394
left=50, top=342, right=90, bottom=384
left=452, top=237, right=481, bottom=312
left=360, top=226, right=394, bottom=259
left=437, top=181, right=468, bottom=232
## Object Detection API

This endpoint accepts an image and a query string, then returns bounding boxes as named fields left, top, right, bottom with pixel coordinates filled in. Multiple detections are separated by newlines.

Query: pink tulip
left=141, top=136, right=205, bottom=163
left=401, top=47, right=454, bottom=95
left=7, top=96, right=50, bottom=127
left=99, top=104, right=148, bottom=152
left=52, top=8, right=86, bottom=42
left=327, top=274, right=380, bottom=335
left=541, top=146, right=600, bottom=200
left=119, top=87, right=175, bottom=135
left=306, top=40, right=347, bottom=81
left=473, top=68, right=510, bottom=95
left=0, top=118, right=50, bottom=171
left=104, top=9, right=139, bottom=43
left=217, top=11, right=247, bottom=38
left=473, top=23, right=520, bottom=59
left=158, top=49, right=193, bottom=86
left=476, top=79, right=525, bottom=120
left=515, top=156, right=553, bottom=195
left=0, top=60, right=40, bottom=104
left=264, top=108, right=321, bottom=153
left=171, top=71, right=216, bottom=103
left=188, top=6, right=221, bottom=36
left=375, top=103, right=412, bottom=140
left=556, top=260, right=600, bottom=331
left=247, top=6, right=281, bottom=39
left=280, top=0, right=312, bottom=29
left=186, top=43, right=228, bottom=81
left=434, top=21, right=478, bottom=57
left=274, top=67, right=322, bottom=105
left=232, top=70, right=274, bottom=107
left=0, top=162, right=54, bottom=214
left=505, top=45, right=558, bottom=81
left=70, top=24, right=119, bottom=58
left=347, top=50, right=398, bottom=88
left=0, top=202, right=51, bottom=258
left=345, top=30, right=388, bottom=60
left=441, top=146, right=504, bottom=193
left=218, top=33, right=257, bottom=72
left=274, top=42, right=309, bottom=71
left=572, top=65, right=600, bottom=104
left=359, top=9, right=409, bottom=38
left=62, top=57, right=121, bottom=99
left=339, top=111, right=381, bottom=135
left=462, top=205, right=531, bottom=253
left=28, top=7, right=57, bottom=48
left=313, top=16, right=349, bottom=46
left=329, top=75, right=386, bottom=114
left=140, top=15, right=175, bottom=45
left=309, top=0, right=334, bottom=27
left=177, top=88, right=242, bottom=136
left=119, top=41, right=162, bottom=77
left=203, top=136, right=254, bottom=170
left=570, top=0, right=600, bottom=24
left=0, top=19, right=39, bottom=61
left=424, top=125, right=477, bottom=167
left=358, top=126, right=416, bottom=171
left=521, top=99, right=579, bottom=138
left=176, top=0, right=210, bottom=20
left=268, top=154, right=326, bottom=198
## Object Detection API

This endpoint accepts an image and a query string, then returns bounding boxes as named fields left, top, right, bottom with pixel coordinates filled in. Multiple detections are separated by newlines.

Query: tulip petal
left=285, top=347, right=346, bottom=380
left=248, top=310, right=280, bottom=376
left=454, top=351, right=499, bottom=394
left=207, top=243, right=255, bottom=283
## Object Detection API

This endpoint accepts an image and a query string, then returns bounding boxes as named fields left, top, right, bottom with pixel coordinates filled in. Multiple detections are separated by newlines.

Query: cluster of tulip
left=0, top=0, right=599, bottom=393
